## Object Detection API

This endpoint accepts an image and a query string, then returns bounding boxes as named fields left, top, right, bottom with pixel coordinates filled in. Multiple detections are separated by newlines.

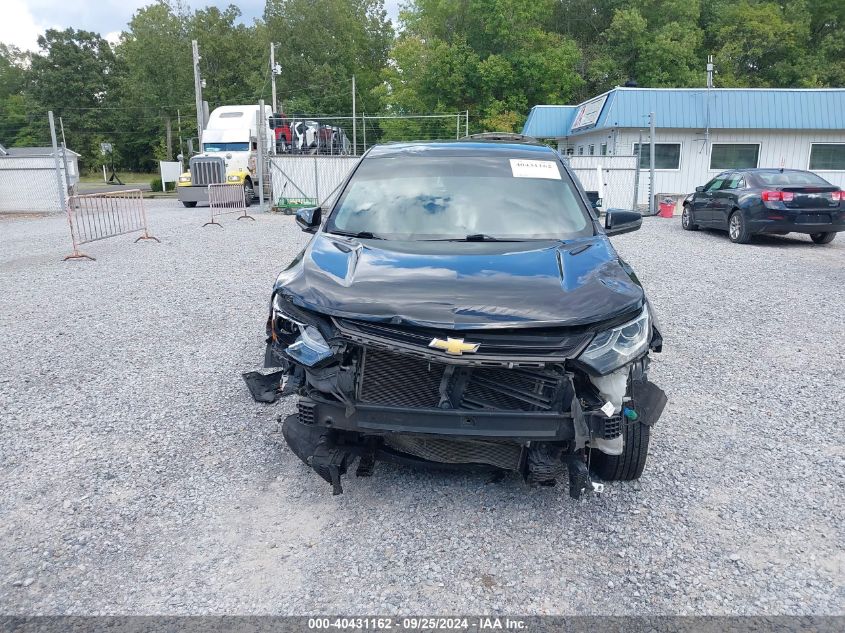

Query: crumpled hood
left=274, top=233, right=644, bottom=329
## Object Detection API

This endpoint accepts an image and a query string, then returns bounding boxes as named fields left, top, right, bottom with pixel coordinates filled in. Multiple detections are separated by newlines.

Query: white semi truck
left=177, top=105, right=273, bottom=208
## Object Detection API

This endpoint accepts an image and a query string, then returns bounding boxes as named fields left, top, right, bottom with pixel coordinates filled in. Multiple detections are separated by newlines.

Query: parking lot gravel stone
left=0, top=202, right=842, bottom=615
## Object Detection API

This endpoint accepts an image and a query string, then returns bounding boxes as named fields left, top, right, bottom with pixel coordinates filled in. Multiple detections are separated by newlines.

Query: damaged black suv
left=245, top=138, right=666, bottom=498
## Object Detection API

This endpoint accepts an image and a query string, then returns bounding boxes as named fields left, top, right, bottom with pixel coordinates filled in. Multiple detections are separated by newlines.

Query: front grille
left=385, top=435, right=522, bottom=470
left=359, top=349, right=444, bottom=408
left=359, top=349, right=565, bottom=412
left=190, top=157, right=226, bottom=186
left=335, top=318, right=592, bottom=362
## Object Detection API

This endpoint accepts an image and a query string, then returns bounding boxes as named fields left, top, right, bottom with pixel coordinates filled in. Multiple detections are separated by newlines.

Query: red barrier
left=65, top=189, right=159, bottom=261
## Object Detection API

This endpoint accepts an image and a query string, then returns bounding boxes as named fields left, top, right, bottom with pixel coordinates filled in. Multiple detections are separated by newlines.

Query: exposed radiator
left=359, top=349, right=564, bottom=412
left=385, top=435, right=522, bottom=470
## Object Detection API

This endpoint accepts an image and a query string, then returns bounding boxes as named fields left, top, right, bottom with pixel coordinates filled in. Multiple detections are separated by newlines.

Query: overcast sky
left=2, top=0, right=401, bottom=51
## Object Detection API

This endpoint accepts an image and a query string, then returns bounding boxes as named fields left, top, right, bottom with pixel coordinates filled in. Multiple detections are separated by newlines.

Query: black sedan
left=682, top=168, right=844, bottom=244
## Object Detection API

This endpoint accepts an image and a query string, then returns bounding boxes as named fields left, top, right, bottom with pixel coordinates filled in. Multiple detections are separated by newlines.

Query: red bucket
left=658, top=199, right=675, bottom=218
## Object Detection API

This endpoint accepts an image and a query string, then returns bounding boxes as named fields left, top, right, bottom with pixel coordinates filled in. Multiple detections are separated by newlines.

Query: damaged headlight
left=578, top=305, right=650, bottom=375
left=285, top=325, right=333, bottom=366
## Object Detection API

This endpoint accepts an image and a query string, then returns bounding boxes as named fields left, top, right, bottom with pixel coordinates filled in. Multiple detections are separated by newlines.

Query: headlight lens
left=285, top=326, right=333, bottom=366
left=271, top=294, right=334, bottom=366
left=227, top=175, right=241, bottom=182
left=578, top=306, right=650, bottom=374
left=178, top=175, right=191, bottom=183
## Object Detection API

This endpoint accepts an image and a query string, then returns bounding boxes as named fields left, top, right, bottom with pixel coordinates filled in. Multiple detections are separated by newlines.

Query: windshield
left=203, top=142, right=249, bottom=152
left=326, top=154, right=592, bottom=241
left=754, top=171, right=833, bottom=187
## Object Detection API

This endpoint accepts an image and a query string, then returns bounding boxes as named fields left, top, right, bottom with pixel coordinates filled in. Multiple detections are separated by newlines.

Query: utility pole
left=257, top=99, right=265, bottom=211
left=48, top=112, right=68, bottom=214
left=352, top=75, right=357, bottom=156
left=192, top=40, right=204, bottom=148
left=58, top=117, right=72, bottom=193
left=649, top=112, right=656, bottom=216
left=633, top=130, right=642, bottom=211
left=270, top=43, right=278, bottom=114
left=465, top=110, right=469, bottom=137
left=362, top=113, right=366, bottom=153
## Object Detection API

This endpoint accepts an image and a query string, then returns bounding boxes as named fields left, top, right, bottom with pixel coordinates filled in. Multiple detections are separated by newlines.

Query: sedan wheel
left=728, top=211, right=752, bottom=244
left=810, top=232, right=836, bottom=245
left=681, top=205, right=698, bottom=231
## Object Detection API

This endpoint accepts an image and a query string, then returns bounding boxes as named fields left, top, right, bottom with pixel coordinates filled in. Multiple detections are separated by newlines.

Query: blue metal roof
left=522, top=105, right=577, bottom=138
left=523, top=88, right=845, bottom=138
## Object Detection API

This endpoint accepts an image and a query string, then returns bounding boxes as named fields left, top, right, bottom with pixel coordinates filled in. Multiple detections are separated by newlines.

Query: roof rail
left=460, top=132, right=542, bottom=144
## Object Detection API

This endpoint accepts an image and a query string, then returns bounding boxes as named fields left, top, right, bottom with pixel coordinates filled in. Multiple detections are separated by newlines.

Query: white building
left=522, top=88, right=845, bottom=206
left=0, top=144, right=81, bottom=212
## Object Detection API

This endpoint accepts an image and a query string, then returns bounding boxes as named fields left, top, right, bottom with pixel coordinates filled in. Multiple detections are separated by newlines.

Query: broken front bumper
left=296, top=395, right=654, bottom=441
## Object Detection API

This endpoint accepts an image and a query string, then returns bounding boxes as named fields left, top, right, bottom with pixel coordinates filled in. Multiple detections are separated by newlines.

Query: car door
left=712, top=172, right=743, bottom=227
left=694, top=174, right=727, bottom=223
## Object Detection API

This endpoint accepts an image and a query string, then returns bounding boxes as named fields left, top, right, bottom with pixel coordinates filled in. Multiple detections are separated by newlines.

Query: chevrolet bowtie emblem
left=428, top=337, right=480, bottom=356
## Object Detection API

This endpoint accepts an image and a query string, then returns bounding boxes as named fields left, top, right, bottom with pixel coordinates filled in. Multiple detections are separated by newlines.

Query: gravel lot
left=1, top=202, right=843, bottom=615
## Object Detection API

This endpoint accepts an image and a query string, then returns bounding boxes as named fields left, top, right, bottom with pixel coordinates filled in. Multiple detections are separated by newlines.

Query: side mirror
left=604, top=209, right=642, bottom=236
left=295, top=206, right=321, bottom=233
left=695, top=186, right=704, bottom=193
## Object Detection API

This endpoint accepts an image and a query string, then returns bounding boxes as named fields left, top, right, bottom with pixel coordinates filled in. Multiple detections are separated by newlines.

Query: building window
left=710, top=144, right=759, bottom=170
left=600, top=143, right=607, bottom=156
left=578, top=146, right=584, bottom=156
left=809, top=144, right=845, bottom=170
left=633, top=143, right=681, bottom=169
left=588, top=145, right=595, bottom=156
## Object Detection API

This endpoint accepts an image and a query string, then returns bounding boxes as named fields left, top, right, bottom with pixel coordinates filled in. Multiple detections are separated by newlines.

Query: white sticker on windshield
left=510, top=159, right=561, bottom=180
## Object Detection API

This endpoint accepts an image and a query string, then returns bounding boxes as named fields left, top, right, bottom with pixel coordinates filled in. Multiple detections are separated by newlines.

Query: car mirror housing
left=604, top=209, right=642, bottom=236
left=695, top=185, right=705, bottom=192
left=295, top=206, right=321, bottom=233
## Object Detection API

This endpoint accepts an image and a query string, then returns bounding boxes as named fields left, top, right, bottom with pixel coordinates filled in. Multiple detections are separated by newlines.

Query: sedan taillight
left=832, top=190, right=843, bottom=202
left=762, top=190, right=794, bottom=203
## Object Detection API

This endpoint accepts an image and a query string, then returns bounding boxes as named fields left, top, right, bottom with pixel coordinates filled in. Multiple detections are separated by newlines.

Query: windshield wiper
left=329, top=230, right=384, bottom=240
left=428, top=234, right=521, bottom=242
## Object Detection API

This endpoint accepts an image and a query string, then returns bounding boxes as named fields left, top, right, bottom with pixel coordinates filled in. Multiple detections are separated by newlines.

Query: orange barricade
left=65, top=189, right=159, bottom=261
left=203, top=183, right=255, bottom=227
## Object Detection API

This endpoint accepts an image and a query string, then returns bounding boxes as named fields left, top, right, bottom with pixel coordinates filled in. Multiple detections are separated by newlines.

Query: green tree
left=116, top=1, right=193, bottom=166
left=709, top=1, right=810, bottom=87
left=264, top=0, right=393, bottom=115
left=0, top=45, right=38, bottom=146
left=382, top=0, right=582, bottom=133
left=585, top=1, right=703, bottom=93
left=27, top=28, right=121, bottom=169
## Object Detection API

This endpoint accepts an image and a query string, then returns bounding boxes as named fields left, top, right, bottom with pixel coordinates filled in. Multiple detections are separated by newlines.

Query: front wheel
left=681, top=204, right=698, bottom=231
left=181, top=201, right=197, bottom=208
left=591, top=421, right=651, bottom=481
left=244, top=181, right=255, bottom=207
left=810, top=232, right=836, bottom=244
left=728, top=210, right=752, bottom=244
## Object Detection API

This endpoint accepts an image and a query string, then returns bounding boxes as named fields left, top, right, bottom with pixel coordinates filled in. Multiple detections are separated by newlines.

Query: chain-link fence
left=564, top=155, right=639, bottom=211
left=0, top=113, right=79, bottom=213
left=269, top=156, right=359, bottom=211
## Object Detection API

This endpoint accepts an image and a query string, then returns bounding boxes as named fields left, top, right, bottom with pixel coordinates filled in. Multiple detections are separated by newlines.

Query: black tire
left=810, top=232, right=836, bottom=244
left=591, top=421, right=651, bottom=481
left=681, top=204, right=698, bottom=231
left=728, top=210, right=752, bottom=244
left=244, top=180, right=254, bottom=207
left=181, top=201, right=197, bottom=208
